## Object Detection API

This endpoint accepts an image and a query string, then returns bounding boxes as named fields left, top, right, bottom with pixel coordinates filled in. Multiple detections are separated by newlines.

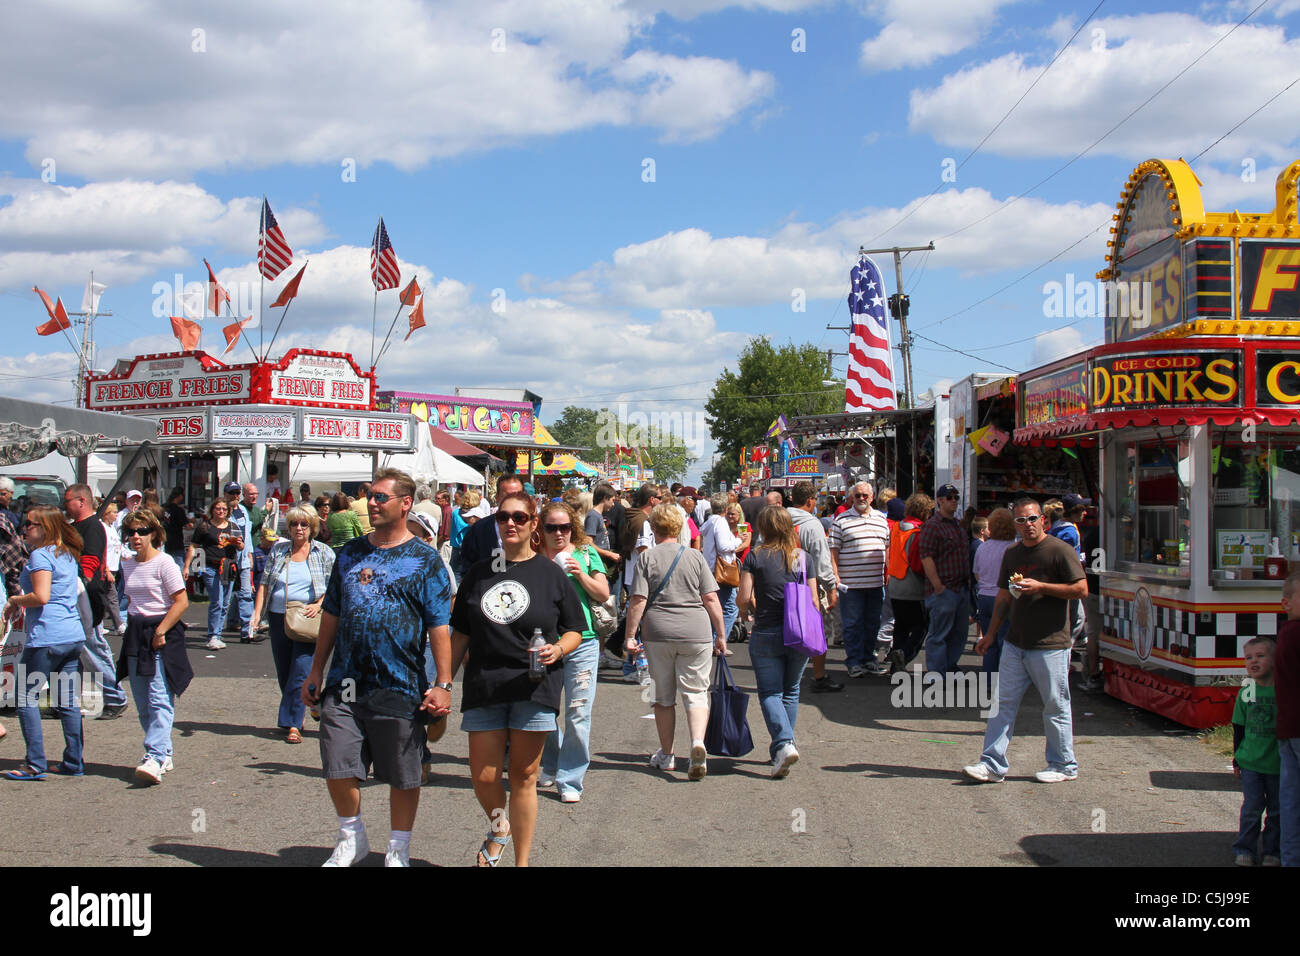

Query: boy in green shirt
left=1232, top=636, right=1280, bottom=866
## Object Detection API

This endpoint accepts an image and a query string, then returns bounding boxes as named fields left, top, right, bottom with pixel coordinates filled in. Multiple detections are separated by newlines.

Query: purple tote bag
left=783, top=551, right=826, bottom=657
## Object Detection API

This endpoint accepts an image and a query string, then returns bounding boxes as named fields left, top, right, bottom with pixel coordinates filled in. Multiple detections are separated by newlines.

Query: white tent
left=287, top=425, right=485, bottom=490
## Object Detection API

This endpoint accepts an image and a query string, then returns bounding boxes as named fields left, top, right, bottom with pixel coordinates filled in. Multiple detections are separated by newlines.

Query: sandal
left=4, top=763, right=47, bottom=781
left=475, top=831, right=510, bottom=867
left=47, top=762, right=84, bottom=776
left=287, top=728, right=303, bottom=744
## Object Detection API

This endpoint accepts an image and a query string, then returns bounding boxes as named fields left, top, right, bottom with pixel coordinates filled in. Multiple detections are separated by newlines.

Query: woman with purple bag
left=738, top=506, right=820, bottom=779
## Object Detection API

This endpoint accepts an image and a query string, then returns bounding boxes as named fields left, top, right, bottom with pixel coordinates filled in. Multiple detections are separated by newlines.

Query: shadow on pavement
left=822, top=761, right=967, bottom=781
left=149, top=843, right=442, bottom=866
left=1019, top=831, right=1234, bottom=866
left=246, top=760, right=318, bottom=778
left=174, top=720, right=285, bottom=740
left=1148, top=769, right=1238, bottom=792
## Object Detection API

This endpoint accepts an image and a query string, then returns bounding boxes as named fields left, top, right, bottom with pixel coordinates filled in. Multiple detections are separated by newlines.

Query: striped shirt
left=829, top=508, right=889, bottom=588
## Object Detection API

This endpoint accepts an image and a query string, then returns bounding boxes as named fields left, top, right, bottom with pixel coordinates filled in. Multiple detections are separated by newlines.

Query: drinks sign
left=1090, top=350, right=1241, bottom=410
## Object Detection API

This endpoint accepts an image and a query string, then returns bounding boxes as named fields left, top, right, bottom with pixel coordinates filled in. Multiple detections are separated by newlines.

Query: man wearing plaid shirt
left=829, top=482, right=890, bottom=678
left=919, top=483, right=971, bottom=674
left=0, top=510, right=27, bottom=597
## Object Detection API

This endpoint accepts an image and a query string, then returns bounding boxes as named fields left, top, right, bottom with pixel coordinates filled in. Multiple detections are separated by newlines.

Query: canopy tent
left=0, top=396, right=158, bottom=467
left=429, top=426, right=504, bottom=472
left=517, top=423, right=599, bottom=477
left=286, top=424, right=487, bottom=490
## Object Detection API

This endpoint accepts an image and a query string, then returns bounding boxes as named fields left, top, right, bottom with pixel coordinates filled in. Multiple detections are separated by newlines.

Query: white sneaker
left=537, top=773, right=556, bottom=789
left=134, top=757, right=163, bottom=785
left=160, top=756, right=174, bottom=774
left=688, top=740, right=708, bottom=780
left=115, top=623, right=128, bottom=635
left=649, top=749, right=674, bottom=771
left=962, top=763, right=1005, bottom=783
left=1034, top=767, right=1078, bottom=783
left=205, top=636, right=227, bottom=650
left=598, top=650, right=624, bottom=670
left=323, top=828, right=370, bottom=867
left=559, top=791, right=581, bottom=804
left=771, top=743, right=799, bottom=779
left=384, top=842, right=410, bottom=867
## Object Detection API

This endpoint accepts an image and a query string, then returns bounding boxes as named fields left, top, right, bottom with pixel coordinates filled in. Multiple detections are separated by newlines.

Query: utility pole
left=856, top=242, right=933, bottom=410
left=66, top=271, right=110, bottom=408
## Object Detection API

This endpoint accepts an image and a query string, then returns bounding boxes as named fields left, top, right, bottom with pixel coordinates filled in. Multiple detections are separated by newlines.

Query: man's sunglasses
left=494, top=510, right=534, bottom=526
left=853, top=493, right=871, bottom=499
left=1014, top=514, right=1043, bottom=524
left=370, top=491, right=407, bottom=504
left=544, top=523, right=572, bottom=534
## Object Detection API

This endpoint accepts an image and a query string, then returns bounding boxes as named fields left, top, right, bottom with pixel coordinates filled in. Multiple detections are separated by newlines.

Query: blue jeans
left=839, top=587, right=883, bottom=670
left=1233, top=769, right=1281, bottom=861
left=749, top=626, right=807, bottom=759
left=81, top=623, right=127, bottom=708
left=225, top=562, right=254, bottom=634
left=976, top=593, right=1009, bottom=673
left=718, top=584, right=738, bottom=639
left=269, top=612, right=313, bottom=730
left=875, top=592, right=894, bottom=658
left=979, top=642, right=1075, bottom=777
left=128, top=650, right=175, bottom=764
left=1279, top=738, right=1300, bottom=866
left=16, top=642, right=85, bottom=774
left=203, top=566, right=234, bottom=639
left=924, top=587, right=969, bottom=674
left=541, top=638, right=601, bottom=797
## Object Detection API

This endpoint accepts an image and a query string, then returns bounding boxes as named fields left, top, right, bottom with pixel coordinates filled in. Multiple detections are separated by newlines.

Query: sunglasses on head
left=544, top=522, right=572, bottom=533
left=494, top=510, right=534, bottom=526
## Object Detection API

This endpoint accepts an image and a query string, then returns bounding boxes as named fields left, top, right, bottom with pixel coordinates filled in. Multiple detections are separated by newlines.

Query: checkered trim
left=1102, top=592, right=1285, bottom=659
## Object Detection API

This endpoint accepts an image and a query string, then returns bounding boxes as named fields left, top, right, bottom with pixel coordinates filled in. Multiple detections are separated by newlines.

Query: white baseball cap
left=126, top=489, right=142, bottom=499
left=406, top=511, right=438, bottom=541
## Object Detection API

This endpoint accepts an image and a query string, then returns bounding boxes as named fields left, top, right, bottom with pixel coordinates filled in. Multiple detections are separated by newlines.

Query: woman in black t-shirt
left=449, top=491, right=584, bottom=867
left=182, top=499, right=241, bottom=651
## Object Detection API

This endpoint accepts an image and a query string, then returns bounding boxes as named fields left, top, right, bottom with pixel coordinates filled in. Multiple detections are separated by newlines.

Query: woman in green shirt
left=326, top=492, right=364, bottom=552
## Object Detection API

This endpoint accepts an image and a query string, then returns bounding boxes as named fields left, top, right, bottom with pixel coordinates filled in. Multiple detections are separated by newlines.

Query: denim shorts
left=461, top=699, right=558, bottom=733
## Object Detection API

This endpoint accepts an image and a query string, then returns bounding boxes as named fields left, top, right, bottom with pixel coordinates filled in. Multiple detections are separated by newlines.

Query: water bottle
left=634, top=644, right=650, bottom=685
left=528, top=628, right=547, bottom=682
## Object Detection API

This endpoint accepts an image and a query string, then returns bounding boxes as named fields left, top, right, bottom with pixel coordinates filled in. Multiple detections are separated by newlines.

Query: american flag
left=370, top=218, right=400, bottom=291
left=258, top=198, right=293, bottom=280
left=845, top=255, right=898, bottom=411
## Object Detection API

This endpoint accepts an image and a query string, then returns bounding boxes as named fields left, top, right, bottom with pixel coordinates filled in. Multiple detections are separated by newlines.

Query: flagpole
left=370, top=289, right=378, bottom=367
left=222, top=296, right=258, bottom=365
left=258, top=198, right=266, bottom=361
left=375, top=276, right=417, bottom=367
left=263, top=259, right=307, bottom=360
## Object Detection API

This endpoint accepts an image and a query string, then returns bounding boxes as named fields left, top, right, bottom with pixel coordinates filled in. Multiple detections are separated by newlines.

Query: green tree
left=548, top=405, right=696, bottom=483
left=704, top=338, right=841, bottom=487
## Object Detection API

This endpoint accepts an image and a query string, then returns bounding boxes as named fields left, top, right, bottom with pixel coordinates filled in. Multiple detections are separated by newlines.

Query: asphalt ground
left=0, top=593, right=1267, bottom=874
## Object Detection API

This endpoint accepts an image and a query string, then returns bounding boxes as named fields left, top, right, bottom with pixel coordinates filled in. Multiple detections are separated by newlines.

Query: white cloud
left=1030, top=326, right=1085, bottom=366
left=1, top=0, right=775, bottom=178
left=538, top=188, right=1112, bottom=309
left=909, top=13, right=1300, bottom=162
left=0, top=177, right=328, bottom=291
left=860, top=0, right=1023, bottom=71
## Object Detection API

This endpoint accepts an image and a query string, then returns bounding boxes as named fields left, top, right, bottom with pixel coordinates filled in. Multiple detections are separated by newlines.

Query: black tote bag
left=703, top=655, right=754, bottom=758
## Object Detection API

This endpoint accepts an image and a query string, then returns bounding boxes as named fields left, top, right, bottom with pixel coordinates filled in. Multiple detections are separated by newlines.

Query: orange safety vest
left=887, top=523, right=920, bottom=581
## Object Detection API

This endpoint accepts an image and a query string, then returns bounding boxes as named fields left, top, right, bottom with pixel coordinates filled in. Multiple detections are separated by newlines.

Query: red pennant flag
left=33, top=286, right=71, bottom=336
left=269, top=262, right=307, bottom=308
left=205, top=259, right=231, bottom=315
left=222, top=316, right=254, bottom=355
left=170, top=316, right=201, bottom=351
left=399, top=276, right=421, bottom=307
left=404, top=295, right=426, bottom=341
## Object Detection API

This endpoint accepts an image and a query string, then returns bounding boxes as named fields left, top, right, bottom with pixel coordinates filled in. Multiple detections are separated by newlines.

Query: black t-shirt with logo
left=451, top=553, right=587, bottom=713
left=997, top=535, right=1085, bottom=651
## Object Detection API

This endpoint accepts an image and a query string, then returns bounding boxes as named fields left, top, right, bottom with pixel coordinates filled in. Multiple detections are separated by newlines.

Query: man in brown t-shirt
left=962, top=497, right=1086, bottom=785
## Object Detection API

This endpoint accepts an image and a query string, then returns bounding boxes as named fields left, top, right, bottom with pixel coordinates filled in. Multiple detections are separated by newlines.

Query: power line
left=862, top=0, right=1107, bottom=247
left=1191, top=71, right=1300, bottom=163
left=910, top=331, right=1020, bottom=373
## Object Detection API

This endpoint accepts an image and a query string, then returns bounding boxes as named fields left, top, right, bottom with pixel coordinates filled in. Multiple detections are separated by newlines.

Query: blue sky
left=3, top=0, right=1300, bottom=482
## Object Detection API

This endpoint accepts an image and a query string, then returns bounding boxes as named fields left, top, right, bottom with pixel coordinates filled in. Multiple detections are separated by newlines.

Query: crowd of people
left=0, top=470, right=1296, bottom=869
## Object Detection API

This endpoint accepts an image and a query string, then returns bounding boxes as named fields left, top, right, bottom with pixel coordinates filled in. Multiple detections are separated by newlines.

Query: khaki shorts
left=644, top=641, right=713, bottom=709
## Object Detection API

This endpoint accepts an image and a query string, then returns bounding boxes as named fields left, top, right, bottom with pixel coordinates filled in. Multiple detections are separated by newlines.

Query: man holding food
left=962, top=497, right=1087, bottom=784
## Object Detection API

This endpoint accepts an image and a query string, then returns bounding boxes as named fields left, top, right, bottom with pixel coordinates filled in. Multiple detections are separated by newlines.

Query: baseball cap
left=406, top=511, right=438, bottom=540
left=223, top=481, right=242, bottom=494
left=681, top=486, right=699, bottom=497
left=126, top=489, right=142, bottom=499
left=1063, top=493, right=1092, bottom=511
left=937, top=483, right=960, bottom=499
left=886, top=497, right=906, bottom=522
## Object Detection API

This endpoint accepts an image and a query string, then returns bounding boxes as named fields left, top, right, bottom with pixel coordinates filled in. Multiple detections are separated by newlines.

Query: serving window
left=1112, top=433, right=1191, bottom=579
left=1209, top=428, right=1300, bottom=581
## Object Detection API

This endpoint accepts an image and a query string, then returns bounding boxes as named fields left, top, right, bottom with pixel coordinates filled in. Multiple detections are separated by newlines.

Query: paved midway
left=0, top=602, right=1244, bottom=867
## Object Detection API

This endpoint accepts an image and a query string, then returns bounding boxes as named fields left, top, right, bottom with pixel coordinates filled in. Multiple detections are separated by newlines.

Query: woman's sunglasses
left=544, top=523, right=572, bottom=534
left=124, top=527, right=150, bottom=537
left=494, top=510, right=534, bottom=526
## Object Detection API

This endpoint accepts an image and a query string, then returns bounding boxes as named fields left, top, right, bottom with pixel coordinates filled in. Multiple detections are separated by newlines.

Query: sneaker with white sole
left=559, top=791, right=581, bottom=804
left=649, top=749, right=674, bottom=771
left=134, top=757, right=163, bottom=785
left=846, top=665, right=869, bottom=678
left=537, top=773, right=556, bottom=788
left=323, top=828, right=370, bottom=867
left=205, top=636, right=227, bottom=650
left=160, top=756, right=174, bottom=774
left=1034, top=767, right=1078, bottom=783
left=1234, top=853, right=1255, bottom=867
left=688, top=740, right=707, bottom=780
left=771, top=743, right=799, bottom=779
left=962, top=763, right=1005, bottom=783
left=384, top=842, right=410, bottom=867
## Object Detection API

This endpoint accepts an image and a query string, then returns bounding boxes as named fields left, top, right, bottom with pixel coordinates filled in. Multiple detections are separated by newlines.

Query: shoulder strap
left=646, top=545, right=686, bottom=608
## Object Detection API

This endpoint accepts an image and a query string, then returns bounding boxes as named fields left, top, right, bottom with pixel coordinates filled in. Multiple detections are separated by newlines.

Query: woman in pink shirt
left=116, top=509, right=192, bottom=785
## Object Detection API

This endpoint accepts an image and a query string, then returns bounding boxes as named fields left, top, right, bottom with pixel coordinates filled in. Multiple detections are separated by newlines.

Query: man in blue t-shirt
left=304, top=469, right=453, bottom=868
